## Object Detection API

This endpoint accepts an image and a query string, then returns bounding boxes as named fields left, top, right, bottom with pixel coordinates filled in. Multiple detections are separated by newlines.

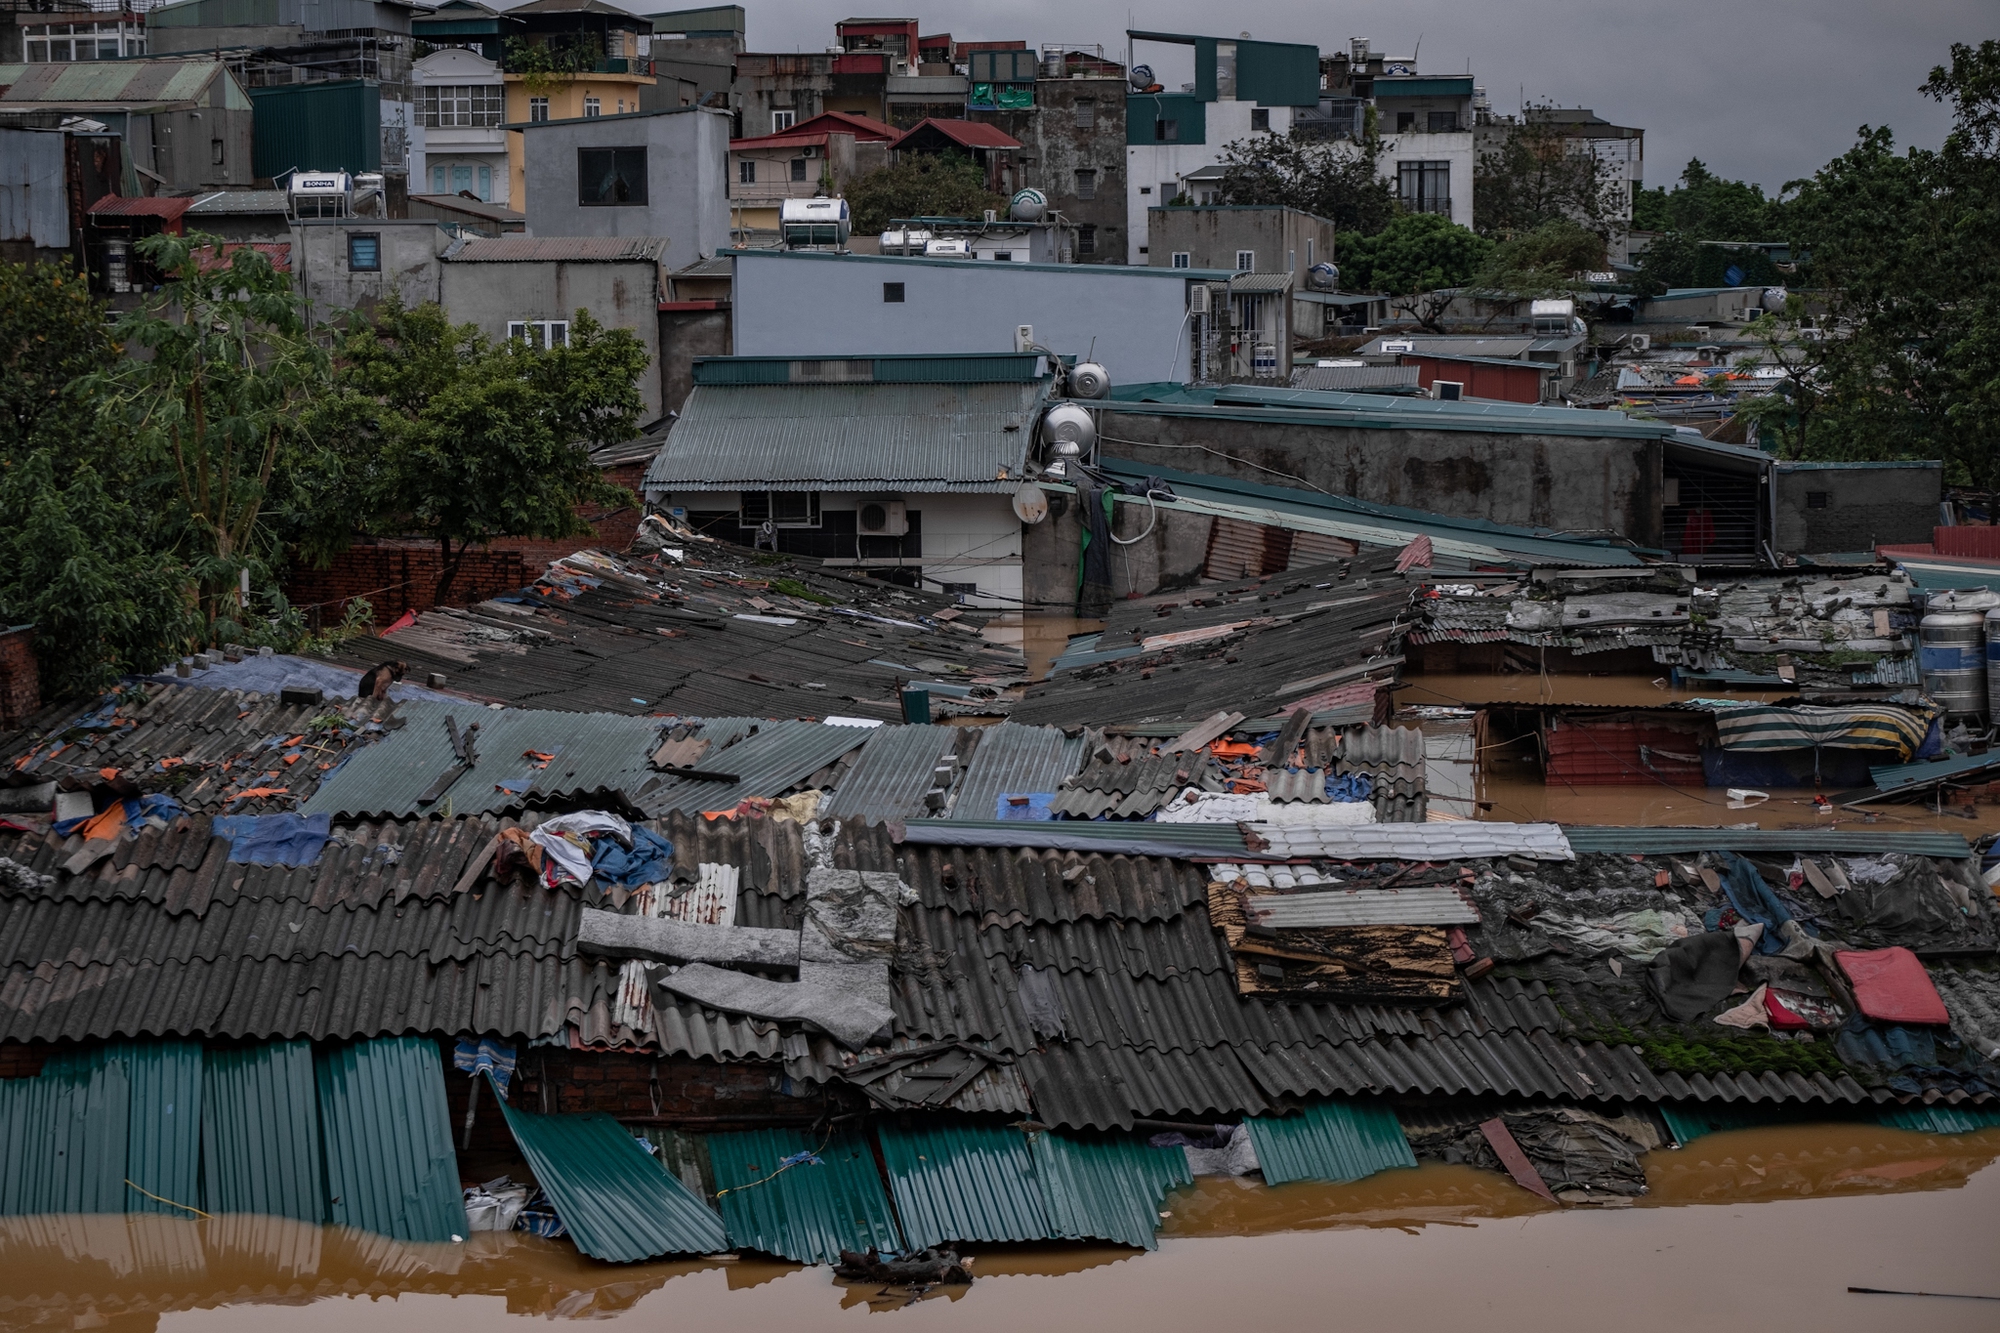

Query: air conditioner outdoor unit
left=1627, top=333, right=1651, bottom=353
left=1741, top=305, right=1763, bottom=320
left=801, top=144, right=818, bottom=157
left=857, top=499, right=909, bottom=537
left=1188, top=285, right=1211, bottom=315
left=1433, top=380, right=1464, bottom=401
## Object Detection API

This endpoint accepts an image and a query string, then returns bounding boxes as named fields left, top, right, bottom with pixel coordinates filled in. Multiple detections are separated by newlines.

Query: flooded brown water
left=980, top=614, right=1105, bottom=682
left=6, top=1125, right=1996, bottom=1332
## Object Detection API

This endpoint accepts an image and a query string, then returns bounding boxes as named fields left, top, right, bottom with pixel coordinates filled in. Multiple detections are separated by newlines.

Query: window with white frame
left=22, top=19, right=144, bottom=61
left=421, top=85, right=504, bottom=127
left=506, top=320, right=570, bottom=349
left=771, top=110, right=796, bottom=131
left=1235, top=250, right=1255, bottom=271
left=738, top=159, right=756, bottom=184
left=1172, top=252, right=1190, bottom=269
left=583, top=95, right=601, bottom=117
left=529, top=96, right=549, bottom=121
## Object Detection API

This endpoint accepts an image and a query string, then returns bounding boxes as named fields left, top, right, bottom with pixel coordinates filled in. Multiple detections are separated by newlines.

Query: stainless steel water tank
left=1921, top=609, right=1986, bottom=719
left=1985, top=607, right=2000, bottom=719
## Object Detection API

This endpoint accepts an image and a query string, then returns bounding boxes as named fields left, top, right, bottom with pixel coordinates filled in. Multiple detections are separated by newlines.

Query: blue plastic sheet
left=453, top=1036, right=517, bottom=1097
left=997, top=792, right=1056, bottom=820
left=590, top=825, right=674, bottom=888
left=1325, top=772, right=1373, bottom=803
left=210, top=812, right=332, bottom=866
left=1706, top=852, right=1795, bottom=956
left=52, top=792, right=185, bottom=839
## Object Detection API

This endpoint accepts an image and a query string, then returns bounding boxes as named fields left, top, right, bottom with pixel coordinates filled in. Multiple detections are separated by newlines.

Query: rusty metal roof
left=0, top=60, right=229, bottom=107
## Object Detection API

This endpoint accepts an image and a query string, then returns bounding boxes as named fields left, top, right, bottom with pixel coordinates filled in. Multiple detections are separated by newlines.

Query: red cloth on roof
left=1836, top=947, right=1950, bottom=1025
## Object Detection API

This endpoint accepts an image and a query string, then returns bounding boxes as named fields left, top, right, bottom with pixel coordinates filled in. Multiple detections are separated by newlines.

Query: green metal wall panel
left=1237, top=40, right=1326, bottom=106
left=0, top=1060, right=129, bottom=1215
left=1879, top=1105, right=2000, bottom=1134
left=1244, top=1099, right=1416, bottom=1187
left=1126, top=94, right=1206, bottom=146
left=495, top=1098, right=726, bottom=1262
left=43, top=1041, right=203, bottom=1217
left=878, top=1122, right=1048, bottom=1248
left=201, top=1041, right=325, bottom=1223
left=317, top=1038, right=468, bottom=1242
left=250, top=80, right=380, bottom=178
left=708, top=1127, right=902, bottom=1263
left=1027, top=1130, right=1191, bottom=1250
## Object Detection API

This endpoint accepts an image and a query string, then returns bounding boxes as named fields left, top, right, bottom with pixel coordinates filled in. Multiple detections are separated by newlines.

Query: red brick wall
left=0, top=1041, right=49, bottom=1079
left=0, top=628, right=38, bottom=727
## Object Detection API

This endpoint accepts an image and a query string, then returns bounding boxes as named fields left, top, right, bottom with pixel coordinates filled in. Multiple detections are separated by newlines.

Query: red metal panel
left=1933, top=526, right=2000, bottom=559
left=1543, top=718, right=1706, bottom=787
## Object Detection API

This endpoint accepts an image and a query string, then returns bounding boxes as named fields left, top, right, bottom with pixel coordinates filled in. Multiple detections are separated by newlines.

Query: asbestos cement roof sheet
left=1243, top=1097, right=1417, bottom=1186
left=706, top=1127, right=902, bottom=1263
left=446, top=236, right=668, bottom=263
left=944, top=723, right=1089, bottom=821
left=0, top=60, right=225, bottom=106
left=1244, top=886, right=1479, bottom=927
left=494, top=1102, right=726, bottom=1261
left=1248, top=822, right=1574, bottom=862
left=301, top=702, right=664, bottom=820
left=644, top=378, right=1044, bottom=493
left=891, top=818, right=1253, bottom=862
left=315, top=1037, right=468, bottom=1243
left=1558, top=826, right=1974, bottom=858
left=818, top=724, right=960, bottom=822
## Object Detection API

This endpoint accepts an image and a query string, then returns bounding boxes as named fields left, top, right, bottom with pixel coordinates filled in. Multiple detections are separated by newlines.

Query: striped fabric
left=1709, top=704, right=1933, bottom=758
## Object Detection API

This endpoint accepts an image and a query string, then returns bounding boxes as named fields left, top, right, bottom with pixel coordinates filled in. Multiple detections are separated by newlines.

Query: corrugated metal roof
left=0, top=60, right=225, bottom=107
left=493, top=1101, right=727, bottom=1261
left=944, top=722, right=1088, bottom=820
left=818, top=724, right=960, bottom=822
left=1220, top=272, right=1292, bottom=293
left=643, top=378, right=1043, bottom=493
left=39, top=1040, right=203, bottom=1218
left=186, top=189, right=290, bottom=214
left=200, top=1040, right=325, bottom=1223
left=0, top=1054, right=129, bottom=1215
left=1868, top=751, right=2000, bottom=796
left=315, top=1038, right=467, bottom=1243
left=645, top=720, right=871, bottom=816
left=706, top=1127, right=902, bottom=1263
left=895, top=818, right=1252, bottom=860
left=1245, top=886, right=1479, bottom=927
left=691, top=353, right=1046, bottom=385
left=301, top=701, right=664, bottom=820
left=445, top=236, right=667, bottom=263
left=87, top=194, right=192, bottom=219
left=1025, top=1128, right=1190, bottom=1250
left=1559, top=826, right=1974, bottom=858
left=1243, top=1098, right=1417, bottom=1186
left=1248, top=823, right=1574, bottom=861
left=879, top=1121, right=1047, bottom=1247
left=1878, top=1104, right=2000, bottom=1133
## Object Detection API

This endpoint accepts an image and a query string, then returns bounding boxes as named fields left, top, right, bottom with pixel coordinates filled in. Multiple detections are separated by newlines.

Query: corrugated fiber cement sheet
left=1560, top=826, right=1973, bottom=859
left=1244, top=1098, right=1417, bottom=1187
left=317, top=1038, right=468, bottom=1243
left=495, top=1098, right=726, bottom=1262
left=707, top=1127, right=902, bottom=1264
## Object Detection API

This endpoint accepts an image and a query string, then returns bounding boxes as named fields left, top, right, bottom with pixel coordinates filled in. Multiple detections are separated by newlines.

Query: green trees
left=1631, top=159, right=1784, bottom=292
left=307, top=300, right=647, bottom=602
left=1214, top=128, right=1400, bottom=235
left=1473, top=108, right=1619, bottom=240
left=846, top=153, right=1006, bottom=234
left=1339, top=213, right=1493, bottom=331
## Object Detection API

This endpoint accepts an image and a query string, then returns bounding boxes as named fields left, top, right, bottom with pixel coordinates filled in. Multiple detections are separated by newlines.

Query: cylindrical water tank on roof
left=1921, top=609, right=1987, bottom=720
left=1985, top=607, right=2000, bottom=720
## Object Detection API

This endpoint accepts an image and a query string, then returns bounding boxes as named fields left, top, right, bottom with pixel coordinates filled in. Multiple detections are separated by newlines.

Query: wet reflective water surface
left=5, top=1125, right=1996, bottom=1332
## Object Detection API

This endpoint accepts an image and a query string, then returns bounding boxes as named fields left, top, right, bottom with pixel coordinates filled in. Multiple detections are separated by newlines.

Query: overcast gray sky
left=639, top=0, right=1984, bottom=193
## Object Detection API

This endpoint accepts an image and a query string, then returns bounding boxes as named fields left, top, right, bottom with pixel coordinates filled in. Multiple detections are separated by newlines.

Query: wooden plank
left=451, top=834, right=500, bottom=896
left=1262, top=706, right=1313, bottom=766
left=1162, top=710, right=1245, bottom=754
left=1479, top=1118, right=1557, bottom=1203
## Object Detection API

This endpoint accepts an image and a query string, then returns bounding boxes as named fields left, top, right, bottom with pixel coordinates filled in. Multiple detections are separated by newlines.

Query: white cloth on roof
left=530, top=810, right=632, bottom=885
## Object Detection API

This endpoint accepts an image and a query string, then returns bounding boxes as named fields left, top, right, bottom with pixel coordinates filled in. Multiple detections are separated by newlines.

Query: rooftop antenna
left=1412, top=33, right=1421, bottom=66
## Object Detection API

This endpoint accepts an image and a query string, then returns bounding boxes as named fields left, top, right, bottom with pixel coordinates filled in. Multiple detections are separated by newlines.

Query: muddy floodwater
left=6, top=1125, right=1996, bottom=1332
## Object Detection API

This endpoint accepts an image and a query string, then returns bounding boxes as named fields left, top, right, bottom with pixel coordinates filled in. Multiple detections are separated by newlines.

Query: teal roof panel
left=42, top=1041, right=203, bottom=1218
left=495, top=1099, right=726, bottom=1262
left=1026, top=1129, right=1191, bottom=1250
left=878, top=1122, right=1048, bottom=1247
left=1244, top=1098, right=1417, bottom=1186
left=644, top=378, right=1046, bottom=494
left=200, top=1040, right=325, bottom=1223
left=0, top=1056, right=130, bottom=1215
left=708, top=1127, right=902, bottom=1263
left=317, top=1038, right=468, bottom=1243
left=691, top=353, right=1047, bottom=385
left=1560, top=826, right=1973, bottom=858
left=1371, top=76, right=1476, bottom=98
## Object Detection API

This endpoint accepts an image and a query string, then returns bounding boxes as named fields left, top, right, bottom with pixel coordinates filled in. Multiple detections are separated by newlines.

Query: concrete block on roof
left=577, top=907, right=799, bottom=968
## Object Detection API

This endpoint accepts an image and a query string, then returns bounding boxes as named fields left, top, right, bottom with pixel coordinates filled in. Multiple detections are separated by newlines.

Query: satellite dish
left=1069, top=362, right=1111, bottom=399
left=1128, top=63, right=1153, bottom=91
left=1012, top=481, right=1050, bottom=524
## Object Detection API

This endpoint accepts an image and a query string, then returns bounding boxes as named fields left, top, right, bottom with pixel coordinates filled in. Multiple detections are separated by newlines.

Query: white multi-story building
left=1371, top=74, right=1477, bottom=231
left=411, top=46, right=508, bottom=204
left=1122, top=29, right=1324, bottom=266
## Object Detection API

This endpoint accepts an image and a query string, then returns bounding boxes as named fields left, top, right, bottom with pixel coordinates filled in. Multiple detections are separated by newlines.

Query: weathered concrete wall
left=1096, top=411, right=1667, bottom=547
left=442, top=257, right=667, bottom=418
left=521, top=106, right=731, bottom=274
left=294, top=218, right=446, bottom=322
left=1020, top=490, right=1213, bottom=609
left=657, top=303, right=731, bottom=417
left=1775, top=461, right=1940, bottom=555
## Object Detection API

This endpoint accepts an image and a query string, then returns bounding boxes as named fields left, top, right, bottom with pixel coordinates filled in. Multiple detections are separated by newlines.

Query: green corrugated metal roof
left=0, top=1057, right=129, bottom=1215
left=201, top=1041, right=325, bottom=1223
left=1371, top=76, right=1476, bottom=97
left=644, top=377, right=1045, bottom=494
left=1868, top=751, right=2000, bottom=795
left=42, top=1041, right=203, bottom=1218
left=1244, top=1099, right=1416, bottom=1187
left=878, top=1122, right=1187, bottom=1252
left=1560, top=826, right=1973, bottom=858
left=879, top=1122, right=1047, bottom=1247
left=317, top=1038, right=468, bottom=1243
left=1878, top=1104, right=2000, bottom=1134
left=1659, top=1101, right=1808, bottom=1145
left=1026, top=1130, right=1191, bottom=1250
left=691, top=353, right=1047, bottom=386
left=495, top=1098, right=726, bottom=1262
left=707, top=1127, right=902, bottom=1263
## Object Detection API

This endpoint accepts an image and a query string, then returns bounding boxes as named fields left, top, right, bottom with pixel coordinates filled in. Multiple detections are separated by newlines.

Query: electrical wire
left=1093, top=429, right=1338, bottom=496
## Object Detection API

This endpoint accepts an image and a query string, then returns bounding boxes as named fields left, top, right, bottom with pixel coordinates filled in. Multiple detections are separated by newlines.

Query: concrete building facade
left=294, top=217, right=449, bottom=320
left=969, top=54, right=1128, bottom=264
left=517, top=105, right=730, bottom=274
left=412, top=47, right=509, bottom=204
